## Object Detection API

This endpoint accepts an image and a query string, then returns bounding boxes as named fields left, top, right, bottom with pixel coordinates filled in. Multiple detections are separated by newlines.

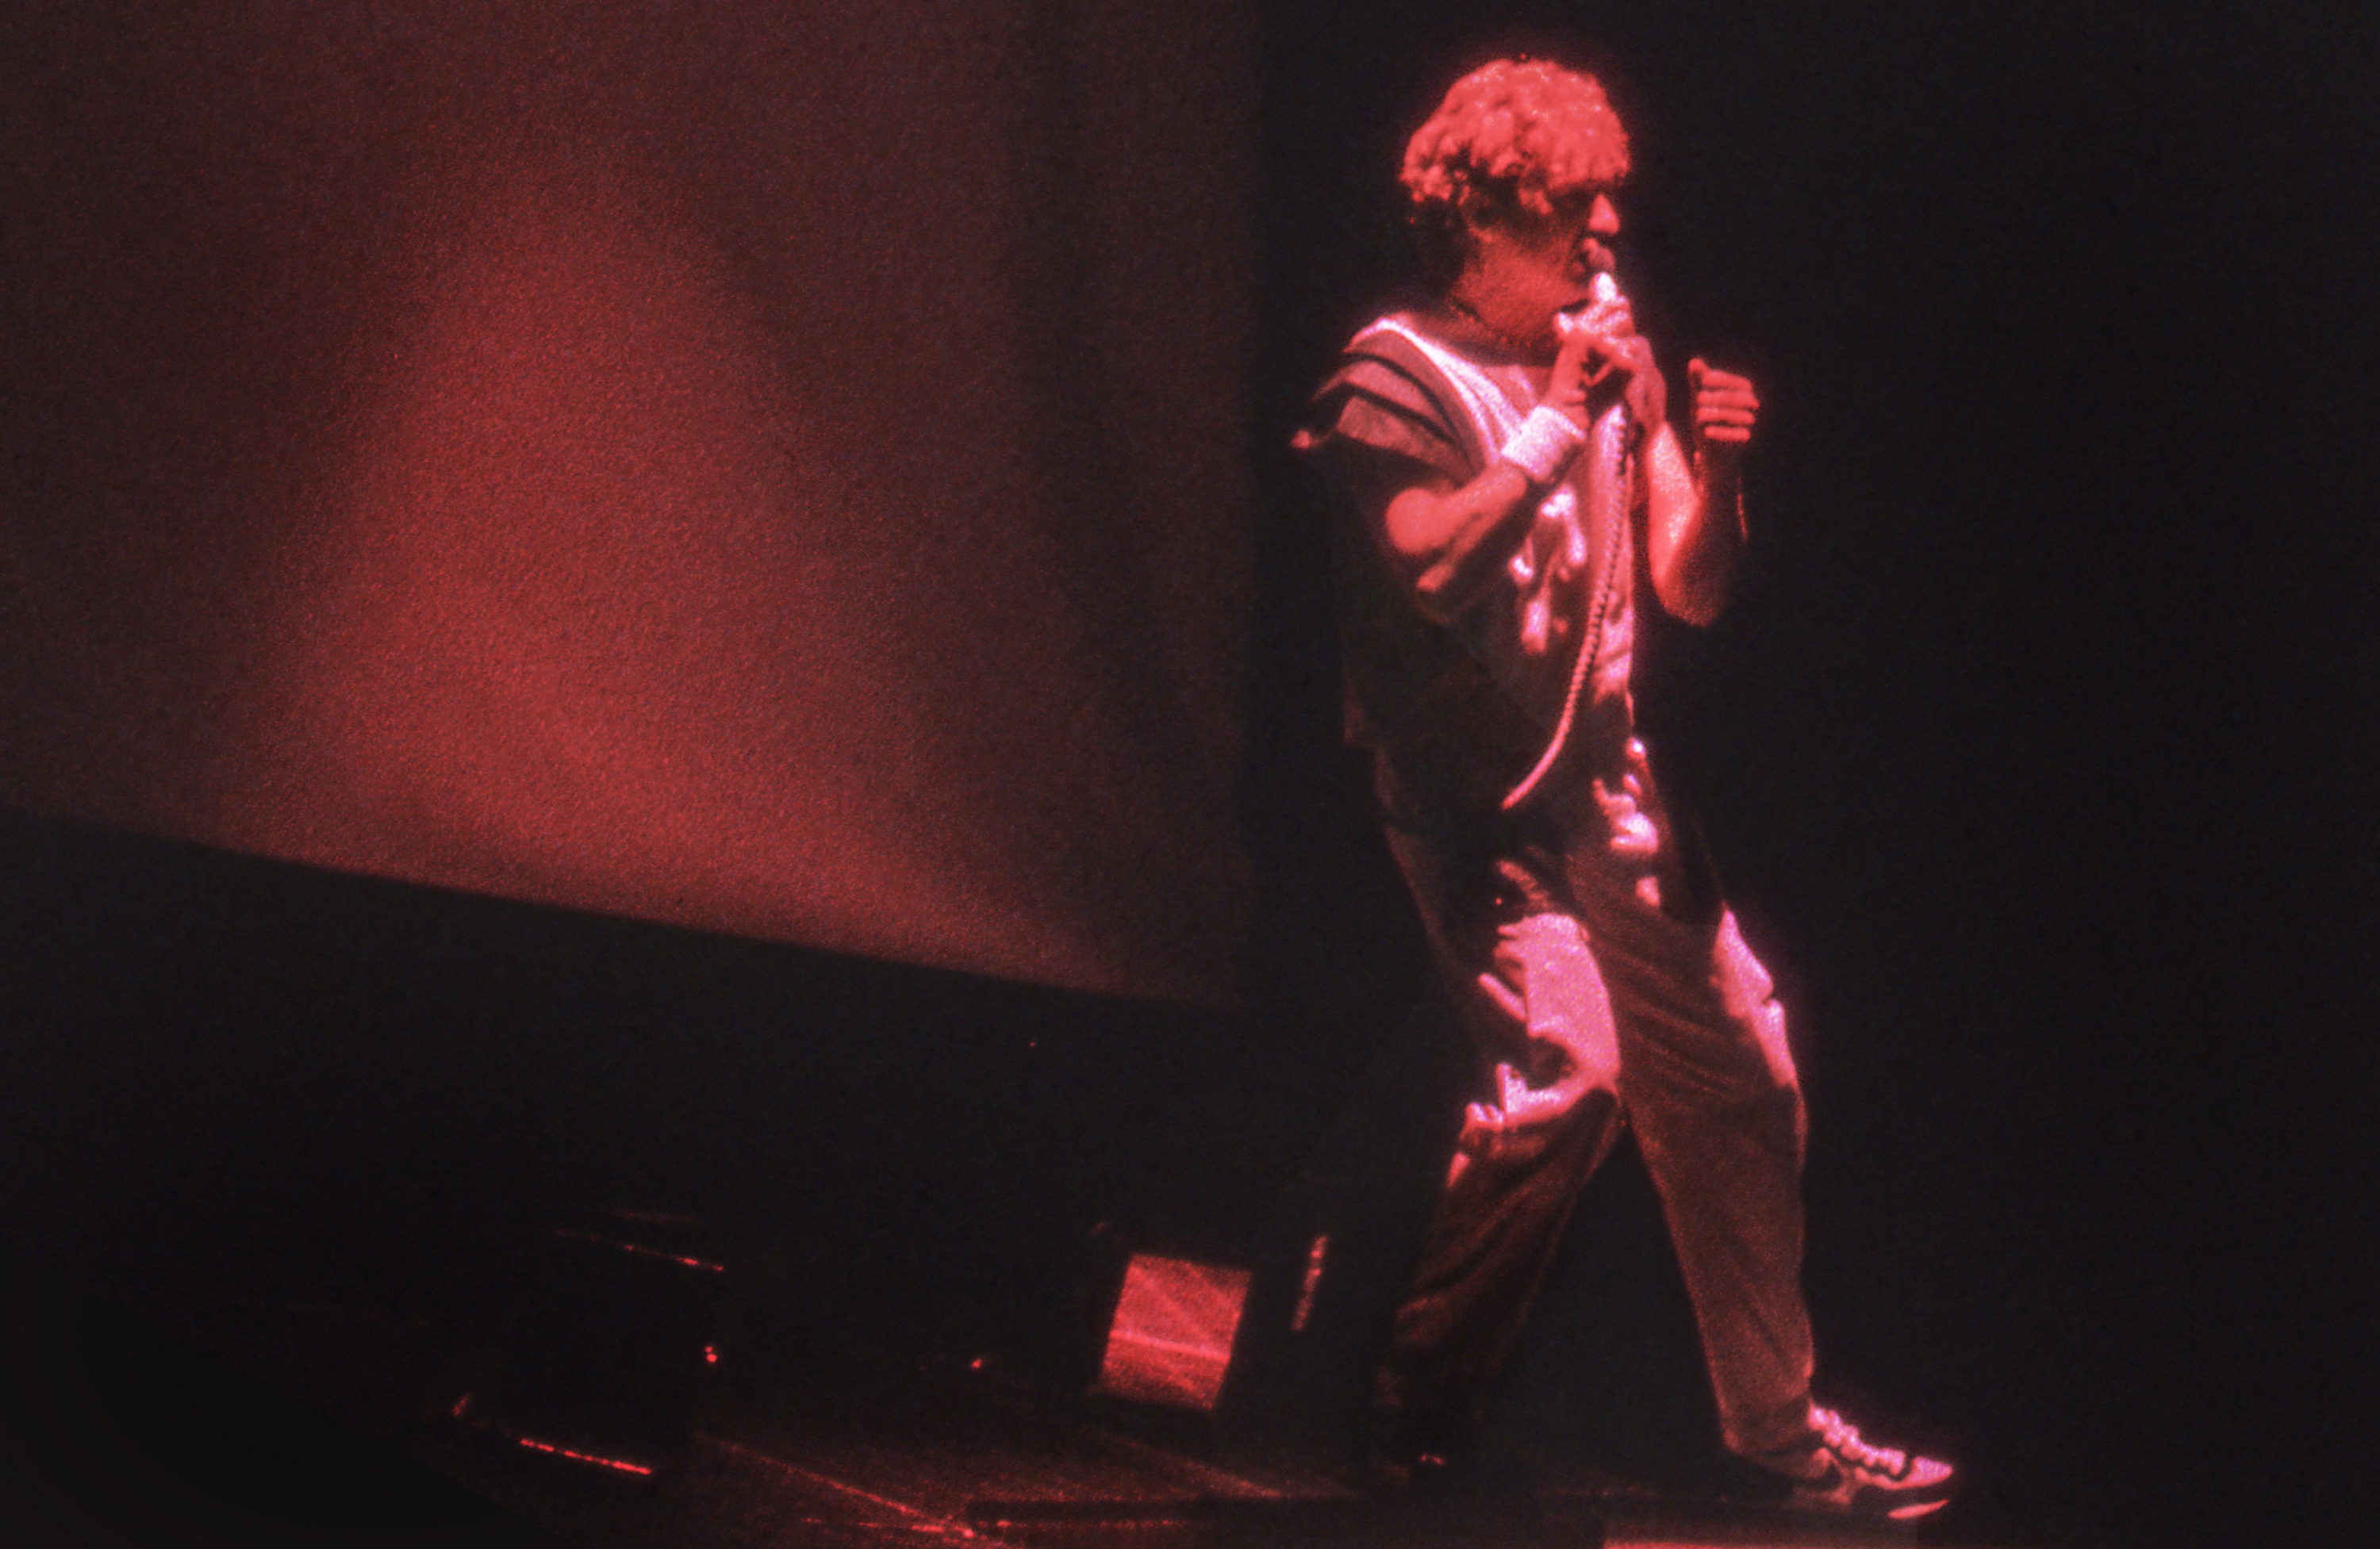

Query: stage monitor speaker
left=1090, top=1253, right=1252, bottom=1412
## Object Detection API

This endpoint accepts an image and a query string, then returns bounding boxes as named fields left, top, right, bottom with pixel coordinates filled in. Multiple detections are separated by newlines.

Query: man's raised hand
left=1687, top=358, right=1758, bottom=458
left=1556, top=295, right=1664, bottom=435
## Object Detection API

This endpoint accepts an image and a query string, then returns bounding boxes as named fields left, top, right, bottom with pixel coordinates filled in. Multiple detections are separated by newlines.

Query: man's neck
left=1430, top=293, right=1553, bottom=367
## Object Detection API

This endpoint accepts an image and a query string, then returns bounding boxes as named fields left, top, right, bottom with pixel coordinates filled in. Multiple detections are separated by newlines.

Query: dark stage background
left=3, top=3, right=2372, bottom=1549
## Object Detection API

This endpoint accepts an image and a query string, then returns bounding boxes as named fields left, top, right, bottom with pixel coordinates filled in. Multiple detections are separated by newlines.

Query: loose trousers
left=1373, top=777, right=1818, bottom=1461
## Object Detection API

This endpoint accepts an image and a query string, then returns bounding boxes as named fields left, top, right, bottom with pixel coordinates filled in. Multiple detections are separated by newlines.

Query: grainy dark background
left=3, top=4, right=2371, bottom=1548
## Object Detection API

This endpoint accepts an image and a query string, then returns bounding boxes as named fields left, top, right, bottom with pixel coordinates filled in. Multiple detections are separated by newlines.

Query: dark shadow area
left=0, top=809, right=1250, bottom=1374
left=0, top=3, right=2370, bottom=1548
left=0, top=1255, right=574, bottom=1547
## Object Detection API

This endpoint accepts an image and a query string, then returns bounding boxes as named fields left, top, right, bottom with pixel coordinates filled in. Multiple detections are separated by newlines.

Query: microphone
left=1556, top=270, right=1620, bottom=330
left=1570, top=270, right=1630, bottom=416
left=1556, top=270, right=1624, bottom=345
left=1504, top=265, right=1637, bottom=819
left=1503, top=266, right=1632, bottom=813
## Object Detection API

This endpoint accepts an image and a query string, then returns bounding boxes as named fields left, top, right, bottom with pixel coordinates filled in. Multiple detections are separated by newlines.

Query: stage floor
left=303, top=1309, right=2017, bottom=1549
left=2, top=1267, right=2033, bottom=1549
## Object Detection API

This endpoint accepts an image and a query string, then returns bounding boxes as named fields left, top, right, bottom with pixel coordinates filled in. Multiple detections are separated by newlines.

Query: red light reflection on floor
left=513, top=1434, right=655, bottom=1477
left=547, top=1226, right=726, bottom=1275
left=702, top=1434, right=980, bottom=1541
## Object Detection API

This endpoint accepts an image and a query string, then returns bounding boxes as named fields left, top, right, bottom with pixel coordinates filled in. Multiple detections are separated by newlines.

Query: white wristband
left=1499, top=405, right=1588, bottom=485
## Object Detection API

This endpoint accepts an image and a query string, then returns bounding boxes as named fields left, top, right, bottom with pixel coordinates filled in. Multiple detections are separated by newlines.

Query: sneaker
left=1763, top=1407, right=1956, bottom=1521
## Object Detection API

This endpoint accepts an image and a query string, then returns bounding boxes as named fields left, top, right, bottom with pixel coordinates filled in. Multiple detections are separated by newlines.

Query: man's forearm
left=1384, top=462, right=1546, bottom=617
left=1645, top=423, right=1745, bottom=626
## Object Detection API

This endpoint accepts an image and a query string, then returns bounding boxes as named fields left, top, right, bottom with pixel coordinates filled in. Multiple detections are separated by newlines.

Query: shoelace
left=1813, top=1409, right=1909, bottom=1476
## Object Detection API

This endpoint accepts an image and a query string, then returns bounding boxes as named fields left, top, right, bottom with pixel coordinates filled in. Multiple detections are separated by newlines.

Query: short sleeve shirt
left=1295, top=309, right=1640, bottom=841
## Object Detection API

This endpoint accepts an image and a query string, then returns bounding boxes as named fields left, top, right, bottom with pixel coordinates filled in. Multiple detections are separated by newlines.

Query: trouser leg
left=1371, top=840, right=1628, bottom=1444
left=1373, top=1079, right=1619, bottom=1440
left=1578, top=874, right=1818, bottom=1458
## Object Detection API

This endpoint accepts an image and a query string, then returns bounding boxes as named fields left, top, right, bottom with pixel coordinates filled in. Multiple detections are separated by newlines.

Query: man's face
left=1457, top=189, right=1622, bottom=356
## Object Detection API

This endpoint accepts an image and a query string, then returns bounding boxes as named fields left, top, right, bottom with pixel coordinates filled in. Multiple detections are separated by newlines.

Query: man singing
left=1293, top=58, right=1954, bottom=1520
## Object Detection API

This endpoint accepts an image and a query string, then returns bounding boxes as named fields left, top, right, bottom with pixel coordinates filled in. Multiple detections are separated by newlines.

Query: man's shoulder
left=1344, top=306, right=1451, bottom=360
left=1333, top=309, right=1474, bottom=401
left=1296, top=309, right=1482, bottom=484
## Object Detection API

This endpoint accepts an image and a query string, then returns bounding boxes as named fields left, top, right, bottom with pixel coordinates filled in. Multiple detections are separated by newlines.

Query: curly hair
left=1399, top=59, right=1630, bottom=286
